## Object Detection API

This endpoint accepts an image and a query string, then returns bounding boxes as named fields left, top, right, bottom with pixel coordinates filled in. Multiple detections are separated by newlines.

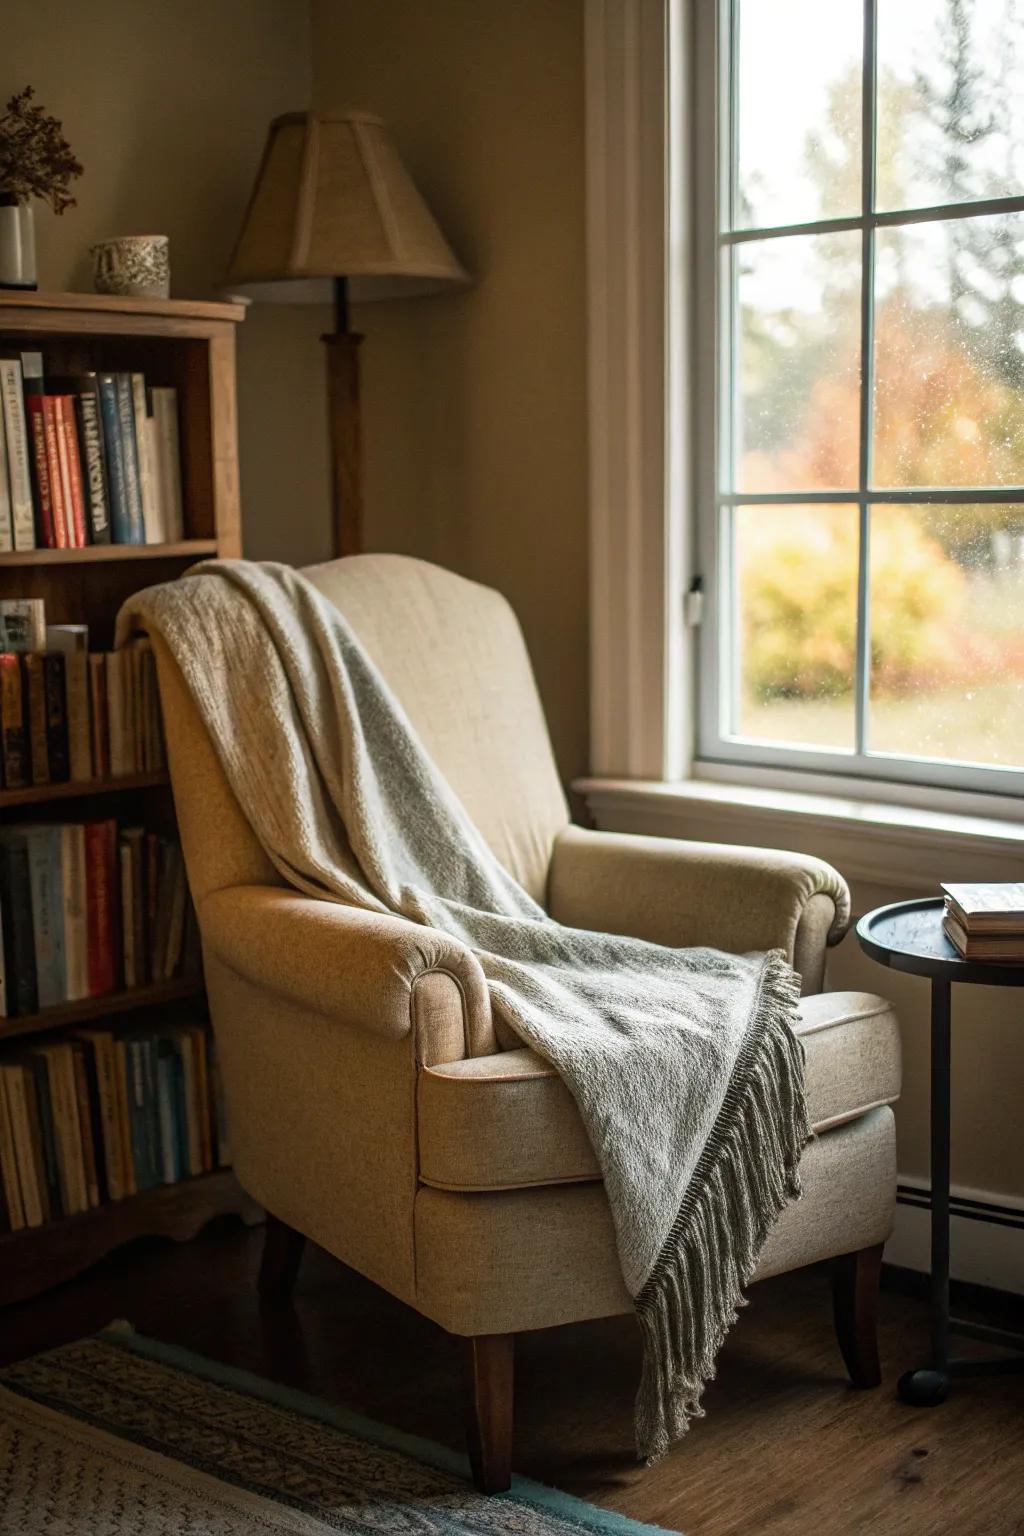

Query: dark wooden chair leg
left=258, top=1215, right=306, bottom=1304
left=833, top=1242, right=884, bottom=1387
left=461, top=1333, right=515, bottom=1494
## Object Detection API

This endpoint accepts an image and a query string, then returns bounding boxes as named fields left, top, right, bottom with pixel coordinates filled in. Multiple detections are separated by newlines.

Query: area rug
left=0, top=1328, right=679, bottom=1534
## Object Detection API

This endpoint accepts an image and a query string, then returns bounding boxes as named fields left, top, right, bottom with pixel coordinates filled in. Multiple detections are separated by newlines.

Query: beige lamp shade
left=225, top=110, right=469, bottom=304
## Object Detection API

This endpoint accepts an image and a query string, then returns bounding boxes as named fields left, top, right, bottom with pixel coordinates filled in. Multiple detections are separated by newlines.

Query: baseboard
left=885, top=1179, right=1024, bottom=1296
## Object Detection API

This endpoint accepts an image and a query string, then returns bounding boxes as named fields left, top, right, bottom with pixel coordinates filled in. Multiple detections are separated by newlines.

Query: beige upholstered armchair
left=148, top=555, right=900, bottom=1493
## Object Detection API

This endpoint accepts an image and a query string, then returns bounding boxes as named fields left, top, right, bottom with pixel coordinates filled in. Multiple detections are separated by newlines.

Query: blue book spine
left=156, top=1048, right=179, bottom=1183
left=170, top=1047, right=189, bottom=1179
left=25, top=826, right=65, bottom=1008
left=97, top=374, right=132, bottom=543
left=114, top=374, right=145, bottom=544
left=127, top=1041, right=156, bottom=1190
left=142, top=1038, right=161, bottom=1186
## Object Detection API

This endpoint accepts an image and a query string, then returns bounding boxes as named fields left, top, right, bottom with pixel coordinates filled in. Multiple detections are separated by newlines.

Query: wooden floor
left=1, top=1220, right=1022, bottom=1535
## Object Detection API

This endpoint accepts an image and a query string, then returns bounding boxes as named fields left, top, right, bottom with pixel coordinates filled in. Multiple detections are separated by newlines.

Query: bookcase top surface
left=0, top=290, right=247, bottom=325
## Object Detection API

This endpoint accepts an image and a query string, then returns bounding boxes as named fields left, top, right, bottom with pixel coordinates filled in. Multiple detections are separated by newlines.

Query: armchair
left=148, top=554, right=900, bottom=1493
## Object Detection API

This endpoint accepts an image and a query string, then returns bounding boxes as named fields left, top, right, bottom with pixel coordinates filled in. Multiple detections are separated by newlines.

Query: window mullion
left=855, top=0, right=879, bottom=762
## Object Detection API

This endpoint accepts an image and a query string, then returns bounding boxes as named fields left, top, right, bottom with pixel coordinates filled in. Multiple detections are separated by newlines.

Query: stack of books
left=0, top=600, right=165, bottom=789
left=0, top=1019, right=229, bottom=1231
left=0, top=819, right=196, bottom=1017
left=0, top=352, right=184, bottom=550
left=942, top=883, right=1024, bottom=963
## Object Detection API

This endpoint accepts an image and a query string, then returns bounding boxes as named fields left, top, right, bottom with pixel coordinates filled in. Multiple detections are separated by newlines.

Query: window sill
left=573, top=771, right=1024, bottom=892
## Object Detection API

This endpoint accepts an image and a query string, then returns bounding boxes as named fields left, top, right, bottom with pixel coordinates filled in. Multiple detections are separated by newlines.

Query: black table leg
left=898, top=977, right=952, bottom=1407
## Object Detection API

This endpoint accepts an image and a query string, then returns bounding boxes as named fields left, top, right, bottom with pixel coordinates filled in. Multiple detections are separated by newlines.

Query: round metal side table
left=857, top=895, right=1024, bottom=1406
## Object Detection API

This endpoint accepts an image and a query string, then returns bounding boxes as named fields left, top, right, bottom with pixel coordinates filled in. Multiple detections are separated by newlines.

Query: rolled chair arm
left=200, top=884, right=497, bottom=1059
left=548, top=825, right=850, bottom=994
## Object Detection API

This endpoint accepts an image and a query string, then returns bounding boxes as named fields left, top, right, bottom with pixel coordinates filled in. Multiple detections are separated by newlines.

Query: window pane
left=736, top=232, right=861, bottom=492
left=731, top=505, right=857, bottom=749
left=869, top=505, right=1024, bottom=767
left=876, top=0, right=1024, bottom=213
left=873, top=213, right=1024, bottom=487
left=735, top=0, right=862, bottom=230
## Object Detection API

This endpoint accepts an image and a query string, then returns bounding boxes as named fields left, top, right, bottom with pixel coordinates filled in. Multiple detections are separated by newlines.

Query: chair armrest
left=548, top=826, right=850, bottom=993
left=199, top=885, right=497, bottom=1060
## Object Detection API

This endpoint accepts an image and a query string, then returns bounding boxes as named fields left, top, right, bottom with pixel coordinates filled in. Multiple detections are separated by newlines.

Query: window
left=697, top=0, right=1024, bottom=795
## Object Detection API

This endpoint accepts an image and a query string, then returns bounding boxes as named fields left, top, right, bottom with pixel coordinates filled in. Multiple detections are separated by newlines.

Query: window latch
left=685, top=575, right=705, bottom=627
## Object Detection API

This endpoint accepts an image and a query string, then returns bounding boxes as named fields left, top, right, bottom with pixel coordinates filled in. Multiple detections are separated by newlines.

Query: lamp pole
left=323, top=274, right=364, bottom=557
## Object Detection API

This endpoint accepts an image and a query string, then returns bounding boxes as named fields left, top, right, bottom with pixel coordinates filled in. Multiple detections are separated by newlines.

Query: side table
left=857, top=895, right=1024, bottom=1405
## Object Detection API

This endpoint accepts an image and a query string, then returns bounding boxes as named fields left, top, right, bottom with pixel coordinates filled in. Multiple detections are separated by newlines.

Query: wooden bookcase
left=0, top=291, right=261, bottom=1307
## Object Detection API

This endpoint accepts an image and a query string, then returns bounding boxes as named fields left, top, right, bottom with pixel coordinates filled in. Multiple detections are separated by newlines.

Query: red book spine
left=84, top=819, right=117, bottom=996
left=25, top=396, right=56, bottom=547
left=41, top=397, right=69, bottom=549
left=58, top=397, right=88, bottom=549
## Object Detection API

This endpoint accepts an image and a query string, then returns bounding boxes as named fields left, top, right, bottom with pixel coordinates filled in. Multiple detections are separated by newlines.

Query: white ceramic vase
left=0, top=199, right=37, bottom=290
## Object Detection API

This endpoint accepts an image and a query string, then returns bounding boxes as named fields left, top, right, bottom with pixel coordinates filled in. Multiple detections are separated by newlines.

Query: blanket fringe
left=634, top=951, right=810, bottom=1463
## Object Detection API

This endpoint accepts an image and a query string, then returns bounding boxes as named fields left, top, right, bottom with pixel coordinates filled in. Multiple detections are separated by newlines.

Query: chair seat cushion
left=417, top=990, right=900, bottom=1192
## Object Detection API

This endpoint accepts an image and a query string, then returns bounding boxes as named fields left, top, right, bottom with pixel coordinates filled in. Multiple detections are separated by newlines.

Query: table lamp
left=225, top=109, right=469, bottom=556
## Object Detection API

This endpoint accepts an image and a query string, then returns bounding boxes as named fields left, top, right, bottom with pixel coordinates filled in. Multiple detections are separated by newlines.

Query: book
left=156, top=1041, right=181, bottom=1183
left=25, top=824, right=65, bottom=1010
left=41, top=1042, right=88, bottom=1215
left=131, top=373, right=164, bottom=544
left=76, top=1030, right=124, bottom=1201
left=46, top=627, right=91, bottom=783
left=60, top=822, right=89, bottom=1002
left=52, top=394, right=81, bottom=548
left=1, top=1064, right=44, bottom=1227
left=42, top=396, right=70, bottom=547
left=941, top=883, right=1024, bottom=933
left=84, top=819, right=118, bottom=996
left=105, top=650, right=130, bottom=776
left=113, top=1040, right=137, bottom=1197
left=0, top=378, right=11, bottom=552
left=0, top=1071, right=25, bottom=1231
left=151, top=388, right=183, bottom=541
left=943, top=912, right=1024, bottom=963
left=71, top=1041, right=102, bottom=1207
left=72, top=374, right=111, bottom=543
left=25, top=1052, right=60, bottom=1220
left=0, top=599, right=46, bottom=652
left=24, top=394, right=56, bottom=546
left=0, top=358, right=35, bottom=551
left=0, top=653, right=29, bottom=790
left=88, top=653, right=109, bottom=778
left=97, top=374, right=131, bottom=543
left=0, top=832, right=38, bottom=1015
left=57, top=396, right=88, bottom=548
left=115, top=373, right=145, bottom=544
left=42, top=652, right=70, bottom=783
left=23, top=653, right=49, bottom=785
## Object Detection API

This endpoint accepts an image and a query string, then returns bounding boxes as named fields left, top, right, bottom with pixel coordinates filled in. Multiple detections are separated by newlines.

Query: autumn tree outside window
left=697, top=0, right=1024, bottom=796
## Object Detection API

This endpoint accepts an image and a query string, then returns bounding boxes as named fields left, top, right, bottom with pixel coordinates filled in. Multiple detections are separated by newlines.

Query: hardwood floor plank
left=0, top=1224, right=1020, bottom=1535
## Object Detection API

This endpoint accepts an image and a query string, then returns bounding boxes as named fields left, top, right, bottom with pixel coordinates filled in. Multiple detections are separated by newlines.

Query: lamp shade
left=225, top=110, right=469, bottom=303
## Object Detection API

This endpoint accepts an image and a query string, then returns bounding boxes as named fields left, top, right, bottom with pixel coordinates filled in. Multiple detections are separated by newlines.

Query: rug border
left=103, top=1327, right=679, bottom=1536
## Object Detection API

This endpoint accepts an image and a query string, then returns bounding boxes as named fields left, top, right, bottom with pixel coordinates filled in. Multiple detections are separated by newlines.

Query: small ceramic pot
left=0, top=198, right=37, bottom=289
left=91, top=234, right=170, bottom=299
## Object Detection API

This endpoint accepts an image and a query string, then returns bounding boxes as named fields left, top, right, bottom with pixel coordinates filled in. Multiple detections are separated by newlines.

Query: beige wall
left=310, top=0, right=589, bottom=781
left=3, top=0, right=332, bottom=568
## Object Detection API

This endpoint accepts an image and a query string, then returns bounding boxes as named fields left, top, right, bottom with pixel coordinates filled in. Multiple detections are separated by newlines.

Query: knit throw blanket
left=119, top=560, right=820, bottom=1463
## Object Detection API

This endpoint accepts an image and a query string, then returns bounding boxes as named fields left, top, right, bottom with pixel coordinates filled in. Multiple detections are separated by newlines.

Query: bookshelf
left=0, top=291, right=260, bottom=1299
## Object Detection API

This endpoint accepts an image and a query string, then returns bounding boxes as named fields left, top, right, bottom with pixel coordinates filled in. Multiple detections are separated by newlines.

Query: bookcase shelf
left=0, top=976, right=205, bottom=1044
left=0, top=290, right=248, bottom=1297
left=0, top=769, right=168, bottom=810
left=0, top=1169, right=263, bottom=1309
left=0, top=539, right=218, bottom=568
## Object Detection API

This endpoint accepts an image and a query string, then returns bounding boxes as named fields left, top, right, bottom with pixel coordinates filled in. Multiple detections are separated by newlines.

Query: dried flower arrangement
left=0, top=87, right=83, bottom=213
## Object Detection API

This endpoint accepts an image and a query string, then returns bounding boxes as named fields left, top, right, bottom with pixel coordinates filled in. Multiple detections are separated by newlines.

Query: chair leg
left=832, top=1242, right=884, bottom=1388
left=461, top=1333, right=515, bottom=1494
left=258, top=1215, right=306, bottom=1304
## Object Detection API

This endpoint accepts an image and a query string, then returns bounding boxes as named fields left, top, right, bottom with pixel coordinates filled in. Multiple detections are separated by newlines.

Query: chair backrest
left=153, top=554, right=569, bottom=908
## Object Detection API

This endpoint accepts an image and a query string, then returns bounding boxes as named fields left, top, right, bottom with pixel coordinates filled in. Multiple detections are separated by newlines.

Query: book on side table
left=941, top=882, right=1024, bottom=962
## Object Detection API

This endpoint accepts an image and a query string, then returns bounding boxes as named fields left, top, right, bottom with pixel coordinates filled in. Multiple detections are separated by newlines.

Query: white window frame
left=584, top=0, right=1024, bottom=823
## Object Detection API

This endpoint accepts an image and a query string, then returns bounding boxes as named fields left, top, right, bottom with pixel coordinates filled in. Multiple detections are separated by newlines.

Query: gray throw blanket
left=119, top=560, right=813, bottom=1463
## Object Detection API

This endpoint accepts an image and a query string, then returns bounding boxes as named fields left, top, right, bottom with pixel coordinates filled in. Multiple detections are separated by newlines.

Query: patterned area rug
left=0, top=1329, right=678, bottom=1534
